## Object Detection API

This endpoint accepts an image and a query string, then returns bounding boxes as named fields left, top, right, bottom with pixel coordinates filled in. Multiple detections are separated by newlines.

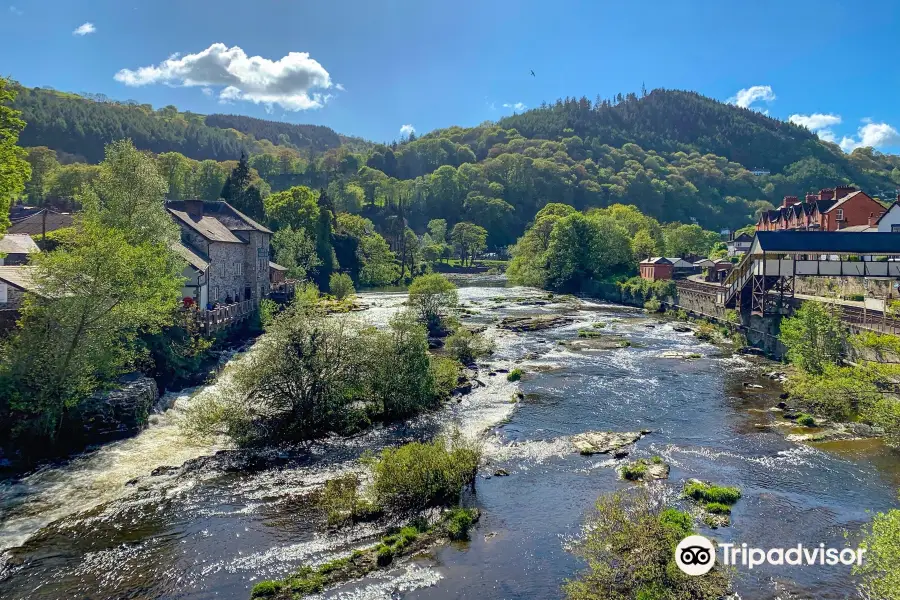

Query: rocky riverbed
left=0, top=278, right=898, bottom=600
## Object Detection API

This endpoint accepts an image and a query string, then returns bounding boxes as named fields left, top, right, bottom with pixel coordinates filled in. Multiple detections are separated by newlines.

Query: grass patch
left=703, top=502, right=732, bottom=515
left=621, top=462, right=648, bottom=481
left=506, top=368, right=523, bottom=382
left=591, top=322, right=606, bottom=328
left=442, top=507, right=476, bottom=541
left=577, top=329, right=605, bottom=338
left=684, top=481, right=742, bottom=505
left=250, top=581, right=283, bottom=597
left=650, top=456, right=664, bottom=464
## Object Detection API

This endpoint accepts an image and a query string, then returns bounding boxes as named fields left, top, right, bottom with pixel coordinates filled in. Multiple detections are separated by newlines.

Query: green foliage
left=264, top=185, right=319, bottom=231
left=564, top=488, right=730, bottom=600
left=796, top=414, right=817, bottom=427
left=182, top=301, right=447, bottom=445
left=856, top=503, right=900, bottom=600
left=442, top=507, right=476, bottom=541
left=780, top=302, right=846, bottom=375
left=329, top=273, right=355, bottom=300
left=368, top=434, right=481, bottom=513
left=683, top=481, right=742, bottom=505
left=506, top=368, right=523, bottom=382
left=431, top=355, right=461, bottom=399
left=0, top=78, right=31, bottom=231
left=407, top=273, right=458, bottom=335
left=449, top=222, right=488, bottom=266
left=221, top=153, right=265, bottom=221
left=703, top=502, right=732, bottom=515
left=785, top=364, right=880, bottom=422
left=272, top=226, right=320, bottom=281
left=621, top=462, right=648, bottom=481
left=258, top=299, right=279, bottom=328
left=250, top=580, right=283, bottom=598
left=644, top=297, right=662, bottom=312
left=319, top=473, right=376, bottom=528
left=444, top=327, right=494, bottom=365
left=618, top=276, right=676, bottom=305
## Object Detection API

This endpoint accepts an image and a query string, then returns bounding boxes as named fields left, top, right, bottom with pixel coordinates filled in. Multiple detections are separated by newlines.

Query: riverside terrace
left=719, top=232, right=900, bottom=316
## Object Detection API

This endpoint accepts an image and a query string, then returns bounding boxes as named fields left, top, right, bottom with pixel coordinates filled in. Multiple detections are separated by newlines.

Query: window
left=892, top=224, right=900, bottom=233
left=234, top=262, right=242, bottom=277
left=836, top=208, right=844, bottom=221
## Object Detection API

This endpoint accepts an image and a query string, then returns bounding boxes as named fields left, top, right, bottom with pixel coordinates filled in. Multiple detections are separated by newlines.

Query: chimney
left=819, top=188, right=835, bottom=201
left=782, top=195, right=798, bottom=208
left=835, top=185, right=857, bottom=199
left=805, top=193, right=819, bottom=204
left=869, top=212, right=876, bottom=227
left=184, top=200, right=204, bottom=219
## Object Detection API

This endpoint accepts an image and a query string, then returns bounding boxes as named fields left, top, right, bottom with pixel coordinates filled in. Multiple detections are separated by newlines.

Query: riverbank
left=0, top=280, right=898, bottom=599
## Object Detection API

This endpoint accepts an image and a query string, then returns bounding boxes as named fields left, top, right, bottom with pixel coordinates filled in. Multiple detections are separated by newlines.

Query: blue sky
left=3, top=0, right=900, bottom=152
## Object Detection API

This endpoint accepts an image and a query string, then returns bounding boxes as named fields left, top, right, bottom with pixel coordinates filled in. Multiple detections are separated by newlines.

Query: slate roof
left=0, top=234, right=40, bottom=255
left=166, top=200, right=272, bottom=235
left=7, top=210, right=74, bottom=235
left=751, top=231, right=900, bottom=254
left=269, top=261, right=288, bottom=271
left=640, top=257, right=673, bottom=265
left=171, top=241, right=210, bottom=272
left=875, top=201, right=900, bottom=225
left=0, top=266, right=39, bottom=293
left=825, top=190, right=867, bottom=213
left=168, top=208, right=244, bottom=243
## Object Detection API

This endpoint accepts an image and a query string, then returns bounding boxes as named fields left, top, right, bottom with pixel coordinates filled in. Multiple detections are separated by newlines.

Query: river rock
left=787, top=422, right=885, bottom=443
left=672, top=325, right=692, bottom=333
left=494, top=468, right=510, bottom=477
left=499, top=315, right=574, bottom=332
left=743, top=382, right=763, bottom=389
left=572, top=431, right=644, bottom=455
left=63, top=374, right=158, bottom=444
left=453, top=382, right=473, bottom=396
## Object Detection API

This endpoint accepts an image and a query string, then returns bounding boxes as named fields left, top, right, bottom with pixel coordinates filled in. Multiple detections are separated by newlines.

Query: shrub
left=431, top=355, right=461, bottom=398
left=650, top=455, right=663, bottom=465
left=376, top=544, right=394, bottom=566
left=849, top=293, right=865, bottom=302
left=408, top=273, right=458, bottom=335
left=564, top=488, right=730, bottom=600
left=591, top=322, right=606, bottom=328
left=507, top=368, right=523, bottom=382
left=621, top=462, right=648, bottom=481
left=445, top=328, right=494, bottom=365
left=319, top=473, right=378, bottom=527
left=442, top=507, right=477, bottom=541
left=694, top=322, right=717, bottom=342
left=317, top=557, right=349, bottom=574
left=779, top=301, right=845, bottom=375
left=796, top=414, right=816, bottom=427
left=369, top=434, right=481, bottom=513
left=644, top=297, right=661, bottom=313
left=684, top=481, right=741, bottom=505
left=704, top=502, right=732, bottom=515
left=856, top=505, right=900, bottom=600
left=329, top=272, right=355, bottom=300
left=785, top=364, right=880, bottom=422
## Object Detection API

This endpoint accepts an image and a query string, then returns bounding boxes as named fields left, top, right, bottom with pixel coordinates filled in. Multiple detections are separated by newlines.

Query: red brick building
left=639, top=257, right=673, bottom=281
left=756, top=186, right=886, bottom=232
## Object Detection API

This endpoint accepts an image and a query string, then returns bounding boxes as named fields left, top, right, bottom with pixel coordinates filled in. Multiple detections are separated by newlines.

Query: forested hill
left=12, top=85, right=357, bottom=163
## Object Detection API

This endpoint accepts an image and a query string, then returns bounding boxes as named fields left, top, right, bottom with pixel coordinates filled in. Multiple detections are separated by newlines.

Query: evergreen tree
left=221, top=153, right=265, bottom=220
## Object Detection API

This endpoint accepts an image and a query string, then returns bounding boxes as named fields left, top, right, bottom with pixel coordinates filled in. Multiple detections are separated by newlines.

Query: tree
left=264, top=185, right=319, bottom=231
left=23, top=146, right=59, bottom=205
left=358, top=233, right=400, bottom=286
left=0, top=220, right=183, bottom=440
left=0, top=78, right=31, bottom=230
left=272, top=226, right=320, bottom=280
left=857, top=497, right=900, bottom=600
left=544, top=213, right=633, bottom=291
left=194, top=160, right=228, bottom=200
left=565, top=487, right=730, bottom=600
left=78, top=139, right=178, bottom=248
left=631, top=228, right=657, bottom=261
left=664, top=223, right=718, bottom=257
left=779, top=301, right=846, bottom=375
left=156, top=152, right=194, bottom=200
left=407, top=273, right=458, bottom=335
left=450, top=222, right=488, bottom=266
left=329, top=272, right=355, bottom=299
left=221, top=152, right=265, bottom=221
left=313, top=192, right=338, bottom=289
left=427, top=219, right=448, bottom=244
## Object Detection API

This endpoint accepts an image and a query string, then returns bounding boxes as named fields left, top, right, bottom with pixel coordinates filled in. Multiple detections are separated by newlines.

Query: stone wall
left=795, top=276, right=897, bottom=301
left=63, top=373, right=158, bottom=444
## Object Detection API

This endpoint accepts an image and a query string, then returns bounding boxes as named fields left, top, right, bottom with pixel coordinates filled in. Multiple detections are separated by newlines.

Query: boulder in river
left=572, top=430, right=644, bottom=455
left=499, top=315, right=574, bottom=332
left=672, top=325, right=692, bottom=333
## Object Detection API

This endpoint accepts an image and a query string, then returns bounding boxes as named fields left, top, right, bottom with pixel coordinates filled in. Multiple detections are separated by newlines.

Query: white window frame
left=836, top=208, right=844, bottom=221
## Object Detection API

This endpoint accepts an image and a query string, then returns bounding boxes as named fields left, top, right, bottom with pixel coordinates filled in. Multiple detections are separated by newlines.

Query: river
left=1, top=278, right=898, bottom=599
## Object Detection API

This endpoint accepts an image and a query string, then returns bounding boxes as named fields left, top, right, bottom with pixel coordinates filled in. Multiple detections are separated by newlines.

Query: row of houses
left=755, top=185, right=897, bottom=232
left=640, top=256, right=734, bottom=282
left=0, top=200, right=288, bottom=311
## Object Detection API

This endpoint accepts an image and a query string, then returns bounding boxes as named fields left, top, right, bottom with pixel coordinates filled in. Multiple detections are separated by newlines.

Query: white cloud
left=201, top=87, right=213, bottom=96
left=9, top=6, right=23, bottom=15
left=335, top=83, right=345, bottom=91
left=400, top=124, right=416, bottom=138
left=73, top=22, right=96, bottom=36
left=840, top=121, right=900, bottom=152
left=727, top=85, right=775, bottom=109
left=789, top=113, right=842, bottom=143
left=502, top=102, right=526, bottom=112
left=114, top=42, right=334, bottom=111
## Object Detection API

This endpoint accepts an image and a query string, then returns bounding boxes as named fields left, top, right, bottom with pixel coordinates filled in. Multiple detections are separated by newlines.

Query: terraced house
left=166, top=200, right=273, bottom=306
left=756, top=185, right=887, bottom=232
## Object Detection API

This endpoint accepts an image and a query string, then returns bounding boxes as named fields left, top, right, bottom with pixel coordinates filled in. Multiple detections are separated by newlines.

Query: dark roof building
left=7, top=209, right=74, bottom=236
left=750, top=231, right=900, bottom=255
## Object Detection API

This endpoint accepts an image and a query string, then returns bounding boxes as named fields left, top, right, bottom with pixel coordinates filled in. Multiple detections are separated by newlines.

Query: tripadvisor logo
left=675, top=535, right=868, bottom=575
left=676, top=535, right=716, bottom=576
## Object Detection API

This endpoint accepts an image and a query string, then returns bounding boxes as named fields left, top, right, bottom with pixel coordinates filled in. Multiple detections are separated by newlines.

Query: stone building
left=0, top=234, right=40, bottom=265
left=166, top=200, right=273, bottom=305
left=0, top=266, right=39, bottom=308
